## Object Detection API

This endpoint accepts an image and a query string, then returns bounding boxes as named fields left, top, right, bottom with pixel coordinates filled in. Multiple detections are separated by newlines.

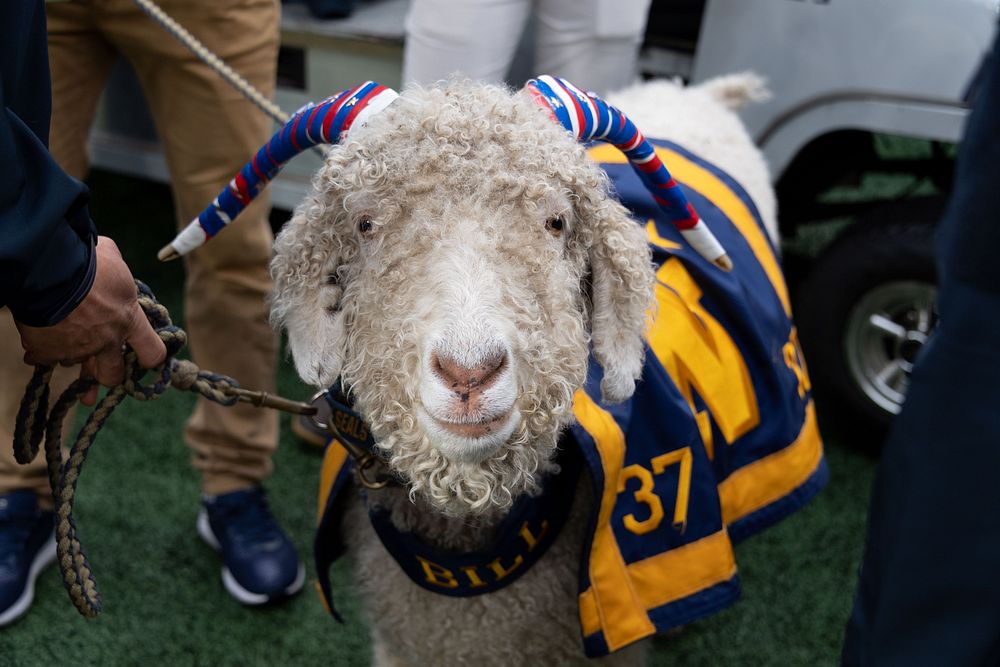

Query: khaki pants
left=0, top=0, right=281, bottom=507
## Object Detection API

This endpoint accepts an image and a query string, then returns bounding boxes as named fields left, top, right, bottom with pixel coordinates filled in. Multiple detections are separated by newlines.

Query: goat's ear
left=579, top=194, right=655, bottom=404
left=270, top=193, right=353, bottom=388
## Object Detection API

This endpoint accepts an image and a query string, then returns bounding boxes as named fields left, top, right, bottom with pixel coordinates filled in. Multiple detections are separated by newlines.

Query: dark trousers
left=841, top=25, right=1000, bottom=667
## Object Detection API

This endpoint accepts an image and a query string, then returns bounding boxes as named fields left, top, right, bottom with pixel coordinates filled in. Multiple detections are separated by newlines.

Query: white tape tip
left=680, top=220, right=732, bottom=270
left=160, top=220, right=209, bottom=261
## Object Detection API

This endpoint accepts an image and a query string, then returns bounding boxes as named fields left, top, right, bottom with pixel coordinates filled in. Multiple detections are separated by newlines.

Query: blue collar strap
left=321, top=381, right=395, bottom=490
left=321, top=381, right=375, bottom=453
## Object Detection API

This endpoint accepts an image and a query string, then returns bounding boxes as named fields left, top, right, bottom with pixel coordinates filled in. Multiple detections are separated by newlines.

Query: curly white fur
left=270, top=76, right=772, bottom=666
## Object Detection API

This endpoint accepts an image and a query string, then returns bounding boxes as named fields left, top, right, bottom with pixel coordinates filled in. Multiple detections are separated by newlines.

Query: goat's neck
left=363, top=483, right=512, bottom=553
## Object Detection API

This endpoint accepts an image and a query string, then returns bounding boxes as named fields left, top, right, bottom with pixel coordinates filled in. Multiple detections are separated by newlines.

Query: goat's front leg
left=371, top=626, right=409, bottom=667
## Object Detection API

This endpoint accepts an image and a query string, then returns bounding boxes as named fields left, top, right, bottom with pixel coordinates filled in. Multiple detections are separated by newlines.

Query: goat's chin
left=374, top=415, right=560, bottom=518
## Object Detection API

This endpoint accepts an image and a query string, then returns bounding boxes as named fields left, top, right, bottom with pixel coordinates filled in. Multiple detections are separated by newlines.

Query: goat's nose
left=431, top=349, right=508, bottom=392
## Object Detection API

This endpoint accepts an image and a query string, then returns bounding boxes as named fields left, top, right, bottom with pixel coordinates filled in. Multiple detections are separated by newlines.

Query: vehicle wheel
left=795, top=202, right=941, bottom=437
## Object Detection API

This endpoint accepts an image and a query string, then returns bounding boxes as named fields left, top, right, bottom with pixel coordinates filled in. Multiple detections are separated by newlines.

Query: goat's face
left=272, top=81, right=654, bottom=516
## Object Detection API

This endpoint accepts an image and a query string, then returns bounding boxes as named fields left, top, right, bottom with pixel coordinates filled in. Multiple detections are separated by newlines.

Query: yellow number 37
left=617, top=448, right=694, bottom=535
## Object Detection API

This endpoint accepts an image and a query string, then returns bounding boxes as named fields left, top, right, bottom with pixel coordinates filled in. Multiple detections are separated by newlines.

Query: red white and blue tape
left=162, top=81, right=397, bottom=258
left=161, top=76, right=728, bottom=270
left=526, top=75, right=729, bottom=268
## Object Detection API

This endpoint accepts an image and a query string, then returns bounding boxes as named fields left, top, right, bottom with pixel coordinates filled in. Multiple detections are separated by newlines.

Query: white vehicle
left=641, top=0, right=998, bottom=434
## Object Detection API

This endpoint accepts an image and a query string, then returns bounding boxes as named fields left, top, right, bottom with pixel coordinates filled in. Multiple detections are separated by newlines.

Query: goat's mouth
left=416, top=406, right=521, bottom=463
left=434, top=410, right=513, bottom=439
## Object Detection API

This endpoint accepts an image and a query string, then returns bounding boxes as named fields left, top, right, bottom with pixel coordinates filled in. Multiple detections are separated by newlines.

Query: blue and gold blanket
left=314, top=138, right=826, bottom=657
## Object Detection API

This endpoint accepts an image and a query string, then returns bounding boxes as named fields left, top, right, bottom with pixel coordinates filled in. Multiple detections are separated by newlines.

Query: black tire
left=794, top=199, right=943, bottom=440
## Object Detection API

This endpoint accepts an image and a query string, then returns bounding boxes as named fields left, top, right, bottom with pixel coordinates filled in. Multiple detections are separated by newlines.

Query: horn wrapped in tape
left=526, top=75, right=731, bottom=270
left=158, top=81, right=398, bottom=261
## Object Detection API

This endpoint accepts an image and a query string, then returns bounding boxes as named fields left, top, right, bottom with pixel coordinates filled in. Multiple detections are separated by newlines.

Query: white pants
left=403, top=0, right=653, bottom=96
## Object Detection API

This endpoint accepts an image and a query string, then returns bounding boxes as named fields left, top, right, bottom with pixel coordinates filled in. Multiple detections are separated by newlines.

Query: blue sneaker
left=0, top=490, right=56, bottom=627
left=197, top=487, right=304, bottom=605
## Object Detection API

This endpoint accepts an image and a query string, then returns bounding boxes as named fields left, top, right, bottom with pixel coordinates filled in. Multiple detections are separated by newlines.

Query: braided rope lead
left=11, top=282, right=250, bottom=618
left=132, top=0, right=288, bottom=126
left=12, top=365, right=52, bottom=465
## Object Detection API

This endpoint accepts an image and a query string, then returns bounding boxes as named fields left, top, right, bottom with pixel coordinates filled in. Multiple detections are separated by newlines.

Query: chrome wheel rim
left=844, top=280, right=937, bottom=416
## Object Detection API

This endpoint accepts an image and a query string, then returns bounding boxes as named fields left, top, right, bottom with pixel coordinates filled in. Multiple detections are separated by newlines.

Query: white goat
left=271, top=75, right=776, bottom=667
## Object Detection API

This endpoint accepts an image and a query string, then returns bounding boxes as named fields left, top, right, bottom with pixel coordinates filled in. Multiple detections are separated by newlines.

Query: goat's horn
left=158, top=81, right=398, bottom=261
left=525, top=75, right=731, bottom=271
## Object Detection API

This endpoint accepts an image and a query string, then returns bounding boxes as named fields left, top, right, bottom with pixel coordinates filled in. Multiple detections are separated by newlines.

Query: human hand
left=15, top=236, right=168, bottom=404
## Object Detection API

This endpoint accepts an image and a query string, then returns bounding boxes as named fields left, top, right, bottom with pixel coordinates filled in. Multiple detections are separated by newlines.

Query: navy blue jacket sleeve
left=841, top=27, right=1000, bottom=667
left=937, top=38, right=1000, bottom=294
left=0, top=1, right=96, bottom=327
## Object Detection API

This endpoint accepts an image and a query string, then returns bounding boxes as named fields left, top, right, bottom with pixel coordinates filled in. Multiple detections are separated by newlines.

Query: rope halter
left=158, top=77, right=730, bottom=269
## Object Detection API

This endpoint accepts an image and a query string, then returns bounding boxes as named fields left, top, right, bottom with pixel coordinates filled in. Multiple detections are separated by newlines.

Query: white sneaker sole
left=196, top=510, right=305, bottom=606
left=0, top=530, right=57, bottom=628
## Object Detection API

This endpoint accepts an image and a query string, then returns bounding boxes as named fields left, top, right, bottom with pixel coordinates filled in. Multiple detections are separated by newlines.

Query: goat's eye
left=357, top=215, right=374, bottom=234
left=545, top=216, right=565, bottom=237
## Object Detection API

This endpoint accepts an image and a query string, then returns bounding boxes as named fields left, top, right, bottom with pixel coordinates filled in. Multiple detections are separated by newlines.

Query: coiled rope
left=130, top=0, right=339, bottom=162
left=12, top=282, right=262, bottom=618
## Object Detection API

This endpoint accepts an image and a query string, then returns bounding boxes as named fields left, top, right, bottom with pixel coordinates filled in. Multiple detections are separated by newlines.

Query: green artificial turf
left=0, top=172, right=880, bottom=666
